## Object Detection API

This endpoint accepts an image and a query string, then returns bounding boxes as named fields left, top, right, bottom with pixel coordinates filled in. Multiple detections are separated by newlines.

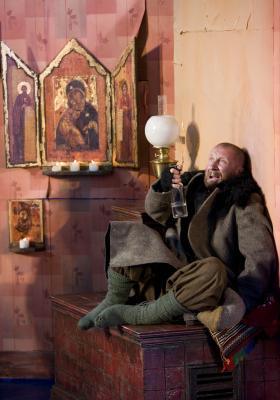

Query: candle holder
left=52, top=162, right=62, bottom=172
left=19, top=238, right=30, bottom=249
left=9, top=241, right=45, bottom=253
left=88, top=161, right=99, bottom=172
left=42, top=164, right=113, bottom=176
left=69, top=160, right=80, bottom=172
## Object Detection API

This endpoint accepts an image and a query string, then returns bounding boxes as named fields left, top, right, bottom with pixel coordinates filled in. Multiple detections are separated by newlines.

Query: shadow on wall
left=185, top=104, right=200, bottom=172
left=186, top=121, right=200, bottom=172
left=138, top=39, right=162, bottom=172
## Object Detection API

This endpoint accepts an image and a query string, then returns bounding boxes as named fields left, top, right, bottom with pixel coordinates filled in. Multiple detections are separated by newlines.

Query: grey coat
left=144, top=172, right=278, bottom=311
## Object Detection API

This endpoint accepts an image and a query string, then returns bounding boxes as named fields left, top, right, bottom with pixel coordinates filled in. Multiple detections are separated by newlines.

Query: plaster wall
left=174, top=0, right=279, bottom=246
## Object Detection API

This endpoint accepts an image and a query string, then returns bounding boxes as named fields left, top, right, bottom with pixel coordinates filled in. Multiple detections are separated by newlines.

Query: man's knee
left=171, top=257, right=228, bottom=311
left=111, top=265, right=152, bottom=283
left=111, top=266, right=129, bottom=276
left=200, top=257, right=227, bottom=285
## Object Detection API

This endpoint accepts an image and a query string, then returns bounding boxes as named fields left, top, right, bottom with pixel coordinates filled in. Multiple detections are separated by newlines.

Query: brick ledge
left=51, top=293, right=208, bottom=346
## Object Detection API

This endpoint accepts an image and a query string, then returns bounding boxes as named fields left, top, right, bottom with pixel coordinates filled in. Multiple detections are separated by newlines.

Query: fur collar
left=214, top=172, right=265, bottom=208
left=184, top=171, right=266, bottom=221
left=184, top=170, right=264, bottom=209
left=165, top=169, right=265, bottom=210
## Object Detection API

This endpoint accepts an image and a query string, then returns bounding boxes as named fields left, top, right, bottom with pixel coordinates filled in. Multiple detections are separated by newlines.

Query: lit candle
left=88, top=160, right=99, bottom=172
left=52, top=162, right=62, bottom=172
left=19, top=238, right=29, bottom=249
left=70, top=160, right=80, bottom=172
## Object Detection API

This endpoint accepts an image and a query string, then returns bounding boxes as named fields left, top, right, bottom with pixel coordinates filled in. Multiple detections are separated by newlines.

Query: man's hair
left=217, top=142, right=251, bottom=174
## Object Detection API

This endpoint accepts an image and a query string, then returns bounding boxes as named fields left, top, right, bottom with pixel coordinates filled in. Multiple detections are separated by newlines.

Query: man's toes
left=95, top=307, right=124, bottom=328
left=77, top=317, right=93, bottom=330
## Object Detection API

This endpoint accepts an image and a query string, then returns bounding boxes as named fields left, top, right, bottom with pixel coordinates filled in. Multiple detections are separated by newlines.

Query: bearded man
left=78, top=143, right=279, bottom=332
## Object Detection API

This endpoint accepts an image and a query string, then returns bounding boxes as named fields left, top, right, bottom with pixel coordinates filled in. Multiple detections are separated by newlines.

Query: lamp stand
left=150, top=146, right=176, bottom=178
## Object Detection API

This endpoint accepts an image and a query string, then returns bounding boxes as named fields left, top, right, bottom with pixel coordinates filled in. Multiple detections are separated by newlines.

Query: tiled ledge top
left=51, top=293, right=208, bottom=344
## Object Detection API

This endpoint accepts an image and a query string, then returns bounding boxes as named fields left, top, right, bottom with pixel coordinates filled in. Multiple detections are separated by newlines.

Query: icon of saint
left=116, top=79, right=133, bottom=162
left=12, top=81, right=36, bottom=163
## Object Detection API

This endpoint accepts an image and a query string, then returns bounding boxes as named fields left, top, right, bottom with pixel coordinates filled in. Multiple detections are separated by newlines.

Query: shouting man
left=78, top=143, right=279, bottom=331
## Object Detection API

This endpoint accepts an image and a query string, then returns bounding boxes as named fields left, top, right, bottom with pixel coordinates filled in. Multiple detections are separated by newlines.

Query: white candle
left=52, top=162, right=62, bottom=172
left=88, top=160, right=99, bottom=172
left=19, top=238, right=29, bottom=249
left=70, top=160, right=80, bottom=172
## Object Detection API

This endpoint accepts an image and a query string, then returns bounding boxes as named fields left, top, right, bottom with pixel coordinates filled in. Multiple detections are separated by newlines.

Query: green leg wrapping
left=78, top=269, right=134, bottom=330
left=95, top=290, right=186, bottom=328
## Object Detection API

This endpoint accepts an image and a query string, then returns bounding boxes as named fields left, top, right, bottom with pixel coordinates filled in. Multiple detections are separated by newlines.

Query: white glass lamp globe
left=145, top=115, right=180, bottom=147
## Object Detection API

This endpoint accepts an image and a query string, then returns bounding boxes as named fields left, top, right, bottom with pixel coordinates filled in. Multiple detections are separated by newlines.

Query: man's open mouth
left=208, top=171, right=221, bottom=180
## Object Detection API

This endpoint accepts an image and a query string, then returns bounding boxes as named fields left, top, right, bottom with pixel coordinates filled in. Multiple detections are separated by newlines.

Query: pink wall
left=0, top=0, right=174, bottom=353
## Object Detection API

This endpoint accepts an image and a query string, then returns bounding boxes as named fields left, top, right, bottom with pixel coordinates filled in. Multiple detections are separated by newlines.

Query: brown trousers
left=113, top=257, right=227, bottom=312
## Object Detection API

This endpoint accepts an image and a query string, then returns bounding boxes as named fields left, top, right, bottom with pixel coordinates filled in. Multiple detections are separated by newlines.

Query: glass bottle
left=171, top=185, right=187, bottom=218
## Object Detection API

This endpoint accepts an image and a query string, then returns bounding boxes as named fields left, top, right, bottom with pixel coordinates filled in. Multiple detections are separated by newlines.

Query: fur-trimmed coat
left=144, top=172, right=279, bottom=312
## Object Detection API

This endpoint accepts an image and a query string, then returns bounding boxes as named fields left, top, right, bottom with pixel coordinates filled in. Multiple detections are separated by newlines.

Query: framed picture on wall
left=111, top=40, right=138, bottom=168
left=8, top=199, right=44, bottom=249
left=1, top=39, right=139, bottom=170
left=1, top=42, right=41, bottom=168
left=39, top=39, right=112, bottom=168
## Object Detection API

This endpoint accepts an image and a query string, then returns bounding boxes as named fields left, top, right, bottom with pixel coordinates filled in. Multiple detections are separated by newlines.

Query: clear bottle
left=171, top=185, right=187, bottom=218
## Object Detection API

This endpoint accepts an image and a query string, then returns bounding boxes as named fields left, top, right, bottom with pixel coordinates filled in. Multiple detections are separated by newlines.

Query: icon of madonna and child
left=55, top=79, right=99, bottom=152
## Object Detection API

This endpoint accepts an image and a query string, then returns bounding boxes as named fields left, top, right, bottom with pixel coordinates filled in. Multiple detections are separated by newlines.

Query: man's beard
left=204, top=170, right=222, bottom=189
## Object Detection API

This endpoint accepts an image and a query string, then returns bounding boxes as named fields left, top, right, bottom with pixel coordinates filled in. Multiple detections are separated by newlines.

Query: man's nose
left=210, top=159, right=219, bottom=169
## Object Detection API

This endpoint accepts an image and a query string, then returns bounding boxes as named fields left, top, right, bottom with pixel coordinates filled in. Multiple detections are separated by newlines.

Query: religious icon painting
left=8, top=199, right=44, bottom=249
left=111, top=39, right=138, bottom=168
left=39, top=39, right=112, bottom=167
left=1, top=42, right=41, bottom=168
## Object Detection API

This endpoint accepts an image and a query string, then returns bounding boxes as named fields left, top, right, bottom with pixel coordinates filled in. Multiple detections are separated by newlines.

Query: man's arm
left=145, top=169, right=197, bottom=226
left=144, top=165, right=179, bottom=225
left=235, top=193, right=278, bottom=311
left=144, top=181, right=172, bottom=226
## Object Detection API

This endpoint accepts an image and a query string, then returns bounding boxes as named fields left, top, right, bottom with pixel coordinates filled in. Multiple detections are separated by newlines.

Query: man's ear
left=236, top=166, right=244, bottom=175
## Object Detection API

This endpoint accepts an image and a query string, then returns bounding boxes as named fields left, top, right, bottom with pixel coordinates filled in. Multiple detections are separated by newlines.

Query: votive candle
left=52, top=162, right=62, bottom=172
left=70, top=160, right=80, bottom=172
left=89, top=160, right=99, bottom=172
left=19, top=238, right=30, bottom=249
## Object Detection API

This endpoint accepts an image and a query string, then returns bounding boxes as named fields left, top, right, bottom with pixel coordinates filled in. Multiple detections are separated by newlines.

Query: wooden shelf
left=42, top=165, right=113, bottom=177
left=10, top=243, right=45, bottom=253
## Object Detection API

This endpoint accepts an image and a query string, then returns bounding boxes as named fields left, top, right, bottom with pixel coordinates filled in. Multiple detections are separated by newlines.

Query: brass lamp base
left=150, top=147, right=176, bottom=178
